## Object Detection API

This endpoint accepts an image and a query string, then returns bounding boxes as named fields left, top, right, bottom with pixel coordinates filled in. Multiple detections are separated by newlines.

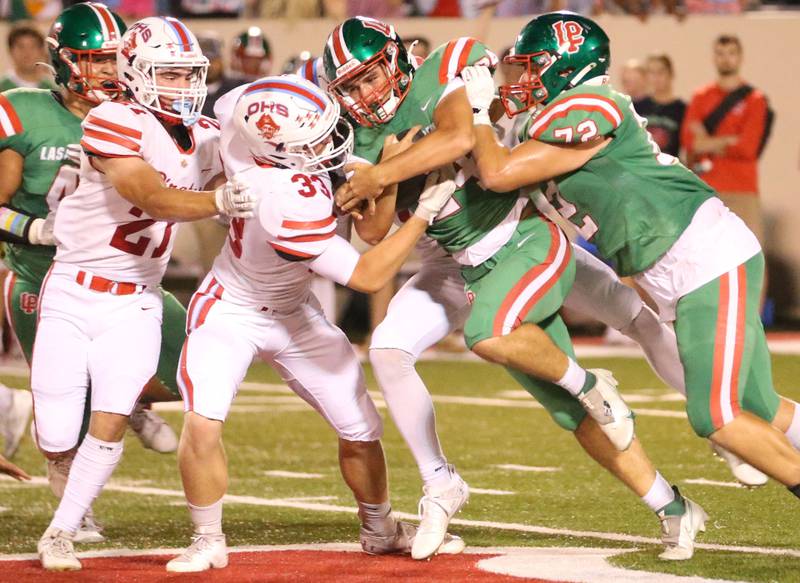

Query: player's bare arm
left=337, top=88, right=474, bottom=211
left=0, top=148, right=53, bottom=245
left=93, top=156, right=253, bottom=221
left=0, top=148, right=23, bottom=204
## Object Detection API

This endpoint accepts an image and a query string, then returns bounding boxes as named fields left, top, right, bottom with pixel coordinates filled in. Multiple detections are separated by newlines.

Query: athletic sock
left=0, top=384, right=12, bottom=414
left=46, top=451, right=76, bottom=499
left=420, top=459, right=454, bottom=491
left=188, top=499, right=223, bottom=536
left=357, top=500, right=395, bottom=537
left=784, top=401, right=800, bottom=450
left=556, top=358, right=595, bottom=396
left=49, top=434, right=123, bottom=534
left=369, top=348, right=448, bottom=488
left=642, top=472, right=680, bottom=514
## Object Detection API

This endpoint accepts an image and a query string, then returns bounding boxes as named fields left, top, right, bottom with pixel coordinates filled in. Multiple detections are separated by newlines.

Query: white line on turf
left=2, top=476, right=799, bottom=559
left=264, top=470, right=324, bottom=479
left=683, top=478, right=744, bottom=489
left=469, top=488, right=516, bottom=496
left=493, top=464, right=561, bottom=473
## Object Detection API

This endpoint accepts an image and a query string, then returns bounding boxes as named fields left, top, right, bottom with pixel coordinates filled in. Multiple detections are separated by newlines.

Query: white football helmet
left=233, top=75, right=353, bottom=175
left=117, top=16, right=208, bottom=126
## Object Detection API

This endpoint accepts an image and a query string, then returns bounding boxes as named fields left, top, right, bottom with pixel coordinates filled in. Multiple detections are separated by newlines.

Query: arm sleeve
left=80, top=103, right=144, bottom=158
left=0, top=205, right=38, bottom=245
left=722, top=93, right=767, bottom=160
left=437, top=38, right=499, bottom=85
left=529, top=91, right=624, bottom=144
left=307, top=235, right=360, bottom=286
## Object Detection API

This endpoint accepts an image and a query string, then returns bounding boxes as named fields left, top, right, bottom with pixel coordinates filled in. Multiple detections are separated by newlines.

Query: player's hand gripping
left=414, top=165, right=457, bottom=224
left=28, top=211, right=56, bottom=246
left=461, top=65, right=496, bottom=125
left=215, top=177, right=256, bottom=219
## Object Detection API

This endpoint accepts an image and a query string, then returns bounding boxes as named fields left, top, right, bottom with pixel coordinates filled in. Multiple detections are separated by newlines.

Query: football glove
left=461, top=65, right=496, bottom=126
left=414, top=165, right=457, bottom=224
left=215, top=177, right=256, bottom=219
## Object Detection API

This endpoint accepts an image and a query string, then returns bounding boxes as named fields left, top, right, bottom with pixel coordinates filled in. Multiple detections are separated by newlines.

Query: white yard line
left=684, top=478, right=744, bottom=489
left=264, top=470, right=324, bottom=479
left=2, top=476, right=798, bottom=559
left=469, top=488, right=516, bottom=496
left=493, top=464, right=561, bottom=473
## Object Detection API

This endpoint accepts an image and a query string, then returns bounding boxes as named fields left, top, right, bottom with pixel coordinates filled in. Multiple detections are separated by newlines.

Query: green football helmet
left=323, top=17, right=413, bottom=127
left=47, top=2, right=127, bottom=103
left=232, top=27, right=272, bottom=79
left=500, top=12, right=610, bottom=116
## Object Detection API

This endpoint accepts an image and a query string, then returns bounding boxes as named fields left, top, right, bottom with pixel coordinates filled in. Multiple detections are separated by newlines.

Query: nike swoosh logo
left=421, top=97, right=434, bottom=112
left=141, top=306, right=155, bottom=311
left=516, top=233, right=535, bottom=248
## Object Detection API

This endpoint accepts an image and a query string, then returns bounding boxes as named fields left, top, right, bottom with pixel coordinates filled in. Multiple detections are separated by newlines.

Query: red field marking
left=0, top=550, right=565, bottom=583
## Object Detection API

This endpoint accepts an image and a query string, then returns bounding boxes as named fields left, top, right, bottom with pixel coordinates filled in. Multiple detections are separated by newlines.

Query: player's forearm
left=0, top=149, right=24, bottom=205
left=138, top=187, right=219, bottom=222
left=471, top=125, right=519, bottom=192
left=374, top=126, right=474, bottom=189
left=347, top=216, right=428, bottom=293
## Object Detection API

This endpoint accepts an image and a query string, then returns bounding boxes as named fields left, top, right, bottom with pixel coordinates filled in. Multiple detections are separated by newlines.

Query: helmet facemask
left=499, top=51, right=557, bottom=117
left=52, top=43, right=125, bottom=104
left=127, top=59, right=208, bottom=126
left=328, top=42, right=410, bottom=128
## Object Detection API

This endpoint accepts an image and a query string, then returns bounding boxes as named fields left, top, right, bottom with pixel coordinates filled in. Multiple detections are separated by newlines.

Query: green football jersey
left=524, top=84, right=715, bottom=276
left=353, top=38, right=521, bottom=257
left=0, top=76, right=57, bottom=93
left=0, top=88, right=81, bottom=282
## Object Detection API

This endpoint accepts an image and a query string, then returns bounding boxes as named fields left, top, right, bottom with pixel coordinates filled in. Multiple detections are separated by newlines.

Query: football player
left=33, top=16, right=255, bottom=571
left=0, top=2, right=201, bottom=543
left=461, top=11, right=800, bottom=532
left=324, top=17, right=702, bottom=561
left=166, top=76, right=462, bottom=572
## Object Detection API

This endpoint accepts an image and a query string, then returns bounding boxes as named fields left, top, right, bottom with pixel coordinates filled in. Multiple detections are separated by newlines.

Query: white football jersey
left=210, top=165, right=339, bottom=312
left=54, top=100, right=221, bottom=285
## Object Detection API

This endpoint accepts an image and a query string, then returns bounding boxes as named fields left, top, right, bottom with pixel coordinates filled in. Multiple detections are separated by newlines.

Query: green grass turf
left=1, top=355, right=799, bottom=581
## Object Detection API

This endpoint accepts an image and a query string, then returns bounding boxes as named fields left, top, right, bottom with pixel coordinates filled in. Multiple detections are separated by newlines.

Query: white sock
left=621, top=306, right=686, bottom=395
left=46, top=452, right=76, bottom=499
left=0, top=383, right=13, bottom=414
left=369, top=348, right=448, bottom=488
left=49, top=434, right=123, bottom=534
left=556, top=357, right=588, bottom=396
left=785, top=400, right=800, bottom=450
left=641, top=472, right=675, bottom=513
left=188, top=499, right=223, bottom=536
left=356, top=500, right=395, bottom=536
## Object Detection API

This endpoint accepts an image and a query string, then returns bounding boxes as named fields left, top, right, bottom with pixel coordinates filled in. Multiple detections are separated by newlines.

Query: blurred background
left=1, top=1, right=798, bottom=344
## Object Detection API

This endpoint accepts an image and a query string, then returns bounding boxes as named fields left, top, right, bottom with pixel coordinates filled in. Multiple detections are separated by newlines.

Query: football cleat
left=658, top=492, right=708, bottom=561
left=412, top=468, right=470, bottom=560
left=73, top=509, right=105, bottom=544
left=711, top=442, right=768, bottom=487
left=361, top=520, right=465, bottom=556
left=166, top=533, right=228, bottom=572
left=1, top=387, right=32, bottom=458
left=38, top=527, right=81, bottom=571
left=129, top=404, right=178, bottom=453
left=577, top=369, right=634, bottom=451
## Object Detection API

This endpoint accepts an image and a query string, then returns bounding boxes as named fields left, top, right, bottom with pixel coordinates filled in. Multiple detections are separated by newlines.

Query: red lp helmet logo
left=256, top=113, right=280, bottom=141
left=552, top=21, right=585, bottom=55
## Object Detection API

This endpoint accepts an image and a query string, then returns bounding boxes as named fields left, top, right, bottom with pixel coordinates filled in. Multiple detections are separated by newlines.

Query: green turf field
left=2, top=355, right=799, bottom=581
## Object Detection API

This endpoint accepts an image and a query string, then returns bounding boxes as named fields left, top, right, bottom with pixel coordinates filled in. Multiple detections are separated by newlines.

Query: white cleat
left=38, top=527, right=81, bottom=571
left=361, top=520, right=464, bottom=556
left=711, top=442, right=768, bottom=487
left=658, top=494, right=708, bottom=561
left=577, top=369, right=634, bottom=451
left=129, top=404, right=178, bottom=453
left=1, top=388, right=32, bottom=458
left=166, top=533, right=228, bottom=572
left=73, top=509, right=105, bottom=544
left=412, top=468, right=469, bottom=560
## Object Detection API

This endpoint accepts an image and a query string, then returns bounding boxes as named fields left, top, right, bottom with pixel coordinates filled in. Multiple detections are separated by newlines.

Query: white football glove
left=28, top=212, right=56, bottom=246
left=214, top=177, right=256, bottom=219
left=65, top=143, right=81, bottom=166
left=414, top=165, right=457, bottom=224
left=461, top=65, right=496, bottom=125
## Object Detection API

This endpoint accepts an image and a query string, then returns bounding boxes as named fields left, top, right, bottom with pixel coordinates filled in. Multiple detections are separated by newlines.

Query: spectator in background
left=171, top=0, right=243, bottom=17
left=405, top=36, right=431, bottom=61
left=198, top=33, right=242, bottom=118
left=634, top=54, right=685, bottom=157
left=0, top=24, right=56, bottom=91
left=681, top=35, right=769, bottom=247
left=231, top=27, right=272, bottom=81
left=347, top=0, right=410, bottom=16
left=1, top=0, right=61, bottom=21
left=620, top=58, right=647, bottom=101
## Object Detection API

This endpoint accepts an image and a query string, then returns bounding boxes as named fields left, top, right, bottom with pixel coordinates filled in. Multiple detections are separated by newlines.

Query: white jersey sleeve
left=257, top=172, right=338, bottom=260
left=308, top=235, right=360, bottom=285
left=81, top=101, right=145, bottom=158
